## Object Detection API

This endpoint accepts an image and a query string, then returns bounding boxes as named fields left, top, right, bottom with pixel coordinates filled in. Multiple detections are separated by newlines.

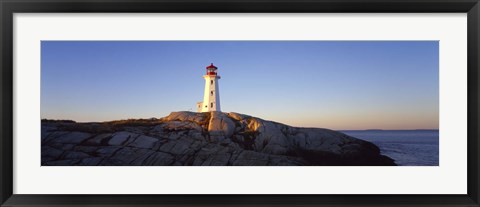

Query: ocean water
left=341, top=130, right=439, bottom=166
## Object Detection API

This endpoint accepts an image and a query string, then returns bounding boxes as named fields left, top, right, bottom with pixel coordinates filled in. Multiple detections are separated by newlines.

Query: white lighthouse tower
left=197, top=63, right=221, bottom=112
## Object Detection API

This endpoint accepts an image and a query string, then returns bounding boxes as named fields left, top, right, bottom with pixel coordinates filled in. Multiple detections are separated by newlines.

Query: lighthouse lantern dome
left=206, top=63, right=217, bottom=70
left=206, top=63, right=218, bottom=75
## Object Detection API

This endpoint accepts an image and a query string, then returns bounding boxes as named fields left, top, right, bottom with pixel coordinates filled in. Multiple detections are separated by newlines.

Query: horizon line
left=40, top=117, right=439, bottom=131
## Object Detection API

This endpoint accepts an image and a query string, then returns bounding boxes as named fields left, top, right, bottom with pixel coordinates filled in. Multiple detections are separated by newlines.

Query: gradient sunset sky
left=41, top=41, right=439, bottom=130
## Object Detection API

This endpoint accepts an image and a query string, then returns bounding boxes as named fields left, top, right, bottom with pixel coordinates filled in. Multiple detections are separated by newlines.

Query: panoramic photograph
left=41, top=41, right=439, bottom=166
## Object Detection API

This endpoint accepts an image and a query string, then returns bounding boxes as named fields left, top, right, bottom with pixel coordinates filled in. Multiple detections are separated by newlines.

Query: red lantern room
left=206, top=63, right=217, bottom=75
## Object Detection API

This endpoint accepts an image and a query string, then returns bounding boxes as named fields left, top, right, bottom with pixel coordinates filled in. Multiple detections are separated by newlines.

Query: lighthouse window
left=210, top=91, right=213, bottom=96
left=211, top=80, right=213, bottom=85
left=211, top=103, right=213, bottom=108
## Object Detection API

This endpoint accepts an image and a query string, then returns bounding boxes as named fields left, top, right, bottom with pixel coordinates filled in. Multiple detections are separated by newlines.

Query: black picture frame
left=1, top=0, right=479, bottom=206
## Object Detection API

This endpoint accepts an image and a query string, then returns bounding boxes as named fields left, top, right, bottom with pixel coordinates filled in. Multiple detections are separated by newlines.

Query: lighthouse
left=197, top=63, right=221, bottom=112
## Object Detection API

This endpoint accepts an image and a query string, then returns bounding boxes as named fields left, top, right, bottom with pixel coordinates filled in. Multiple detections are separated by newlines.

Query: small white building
left=197, top=63, right=221, bottom=112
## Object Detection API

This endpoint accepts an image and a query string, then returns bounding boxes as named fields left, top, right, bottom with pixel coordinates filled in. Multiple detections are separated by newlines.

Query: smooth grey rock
left=128, top=149, right=156, bottom=165
left=54, top=132, right=92, bottom=144
left=42, top=145, right=63, bottom=159
left=201, top=151, right=232, bottom=166
left=158, top=141, right=177, bottom=153
left=41, top=111, right=395, bottom=166
left=73, top=146, right=98, bottom=153
left=232, top=150, right=269, bottom=166
left=96, top=146, right=122, bottom=156
left=108, top=147, right=144, bottom=164
left=63, top=151, right=91, bottom=159
left=109, top=131, right=137, bottom=145
left=84, top=133, right=112, bottom=145
left=226, top=112, right=250, bottom=121
left=164, top=111, right=208, bottom=124
left=162, top=121, right=203, bottom=131
left=168, top=140, right=191, bottom=155
left=78, top=157, right=103, bottom=165
left=143, top=151, right=174, bottom=165
left=208, top=111, right=235, bottom=138
left=127, top=135, right=158, bottom=149
left=41, top=126, right=55, bottom=141
left=43, top=131, right=70, bottom=143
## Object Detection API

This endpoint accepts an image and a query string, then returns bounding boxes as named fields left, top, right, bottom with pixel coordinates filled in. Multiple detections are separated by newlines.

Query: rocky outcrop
left=41, top=111, right=396, bottom=166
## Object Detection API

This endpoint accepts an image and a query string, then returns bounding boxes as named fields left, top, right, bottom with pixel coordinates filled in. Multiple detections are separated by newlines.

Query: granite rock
left=41, top=111, right=396, bottom=166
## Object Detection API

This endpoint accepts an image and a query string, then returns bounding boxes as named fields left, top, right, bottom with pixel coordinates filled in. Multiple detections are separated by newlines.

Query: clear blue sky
left=41, top=41, right=439, bottom=130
